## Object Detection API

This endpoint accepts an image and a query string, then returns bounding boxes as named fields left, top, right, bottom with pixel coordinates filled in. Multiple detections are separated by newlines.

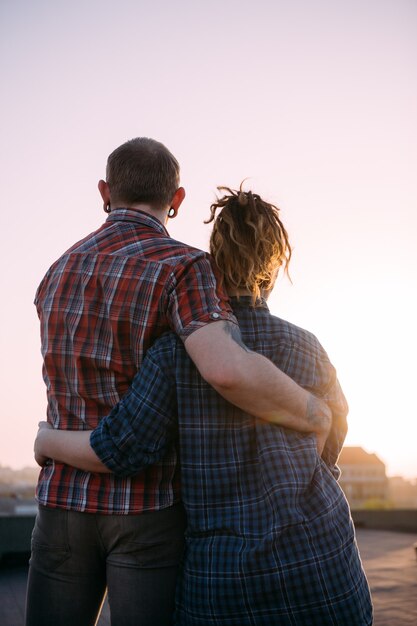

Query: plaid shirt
left=91, top=297, right=372, bottom=625
left=34, top=208, right=234, bottom=514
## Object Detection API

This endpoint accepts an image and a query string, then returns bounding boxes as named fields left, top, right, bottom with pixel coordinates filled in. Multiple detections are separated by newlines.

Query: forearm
left=36, top=429, right=109, bottom=473
left=35, top=353, right=176, bottom=477
left=185, top=321, right=331, bottom=436
left=213, top=351, right=326, bottom=433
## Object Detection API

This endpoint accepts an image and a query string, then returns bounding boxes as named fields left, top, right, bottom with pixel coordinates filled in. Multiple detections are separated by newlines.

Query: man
left=27, top=137, right=331, bottom=626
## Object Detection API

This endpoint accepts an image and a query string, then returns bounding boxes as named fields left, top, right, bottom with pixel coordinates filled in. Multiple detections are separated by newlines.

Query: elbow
left=102, top=455, right=147, bottom=478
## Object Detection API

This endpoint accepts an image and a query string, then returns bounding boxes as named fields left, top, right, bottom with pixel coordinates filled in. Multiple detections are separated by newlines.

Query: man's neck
left=112, top=203, right=167, bottom=225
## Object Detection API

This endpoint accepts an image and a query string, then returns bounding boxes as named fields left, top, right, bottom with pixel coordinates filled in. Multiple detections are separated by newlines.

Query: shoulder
left=270, top=315, right=324, bottom=355
left=250, top=310, right=336, bottom=380
left=151, top=235, right=211, bottom=267
left=157, top=235, right=205, bottom=257
left=266, top=313, right=339, bottom=392
left=244, top=307, right=326, bottom=358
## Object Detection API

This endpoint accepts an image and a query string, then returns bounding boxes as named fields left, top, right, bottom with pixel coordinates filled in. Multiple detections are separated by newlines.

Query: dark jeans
left=25, top=503, right=186, bottom=626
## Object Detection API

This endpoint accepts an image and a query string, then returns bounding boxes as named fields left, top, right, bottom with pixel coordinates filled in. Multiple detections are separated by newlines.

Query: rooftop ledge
left=1, top=512, right=416, bottom=625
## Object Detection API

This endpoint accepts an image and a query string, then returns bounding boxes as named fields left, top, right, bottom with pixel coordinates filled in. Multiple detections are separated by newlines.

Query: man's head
left=99, top=137, right=185, bottom=218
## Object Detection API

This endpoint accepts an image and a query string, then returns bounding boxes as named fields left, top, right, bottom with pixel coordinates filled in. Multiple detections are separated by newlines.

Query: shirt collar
left=229, top=296, right=269, bottom=310
left=106, top=208, right=169, bottom=236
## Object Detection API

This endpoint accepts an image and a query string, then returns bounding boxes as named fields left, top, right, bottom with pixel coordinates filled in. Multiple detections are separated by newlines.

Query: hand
left=34, top=421, right=53, bottom=467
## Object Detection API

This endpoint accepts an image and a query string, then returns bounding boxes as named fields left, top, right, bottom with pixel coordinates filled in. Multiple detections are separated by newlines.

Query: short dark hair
left=106, top=137, right=180, bottom=210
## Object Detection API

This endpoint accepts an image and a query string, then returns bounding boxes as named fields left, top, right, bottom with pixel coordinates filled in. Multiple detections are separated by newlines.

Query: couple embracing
left=27, top=137, right=372, bottom=625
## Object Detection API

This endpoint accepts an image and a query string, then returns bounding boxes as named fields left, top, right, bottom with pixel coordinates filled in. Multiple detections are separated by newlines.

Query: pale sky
left=1, top=0, right=416, bottom=478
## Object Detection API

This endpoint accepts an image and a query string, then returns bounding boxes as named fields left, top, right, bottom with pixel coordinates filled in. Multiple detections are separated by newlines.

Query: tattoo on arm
left=306, top=394, right=331, bottom=430
left=223, top=322, right=252, bottom=353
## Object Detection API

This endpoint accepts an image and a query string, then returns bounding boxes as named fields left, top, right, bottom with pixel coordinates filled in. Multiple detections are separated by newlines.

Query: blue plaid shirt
left=91, top=298, right=372, bottom=625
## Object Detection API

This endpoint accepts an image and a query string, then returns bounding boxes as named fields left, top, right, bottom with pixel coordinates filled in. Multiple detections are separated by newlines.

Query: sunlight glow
left=1, top=0, right=416, bottom=479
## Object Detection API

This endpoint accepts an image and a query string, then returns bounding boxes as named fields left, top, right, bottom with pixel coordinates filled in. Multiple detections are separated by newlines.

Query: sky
left=1, top=0, right=416, bottom=478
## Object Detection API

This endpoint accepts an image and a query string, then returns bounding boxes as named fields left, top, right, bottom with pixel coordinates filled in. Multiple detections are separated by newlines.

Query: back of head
left=206, top=184, right=292, bottom=302
left=106, top=137, right=180, bottom=210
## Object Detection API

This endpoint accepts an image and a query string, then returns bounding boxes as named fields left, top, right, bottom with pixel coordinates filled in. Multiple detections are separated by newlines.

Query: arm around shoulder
left=184, top=320, right=331, bottom=441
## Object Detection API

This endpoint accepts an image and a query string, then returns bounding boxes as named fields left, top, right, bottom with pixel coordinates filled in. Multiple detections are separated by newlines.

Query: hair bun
left=238, top=191, right=248, bottom=206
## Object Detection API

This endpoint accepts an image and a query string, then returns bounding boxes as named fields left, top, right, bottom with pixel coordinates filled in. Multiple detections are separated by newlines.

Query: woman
left=35, top=186, right=372, bottom=625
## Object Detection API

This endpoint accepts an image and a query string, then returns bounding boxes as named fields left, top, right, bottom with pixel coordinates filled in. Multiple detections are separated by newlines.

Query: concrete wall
left=351, top=509, right=417, bottom=533
left=0, top=516, right=35, bottom=560
left=1, top=511, right=416, bottom=561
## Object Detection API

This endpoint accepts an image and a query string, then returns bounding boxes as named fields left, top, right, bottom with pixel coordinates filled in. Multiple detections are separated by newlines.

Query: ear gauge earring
left=168, top=207, right=175, bottom=218
left=104, top=203, right=111, bottom=214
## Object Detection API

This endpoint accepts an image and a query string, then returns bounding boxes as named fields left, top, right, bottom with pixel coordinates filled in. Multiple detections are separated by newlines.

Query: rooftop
left=0, top=528, right=416, bottom=625
left=339, top=446, right=386, bottom=467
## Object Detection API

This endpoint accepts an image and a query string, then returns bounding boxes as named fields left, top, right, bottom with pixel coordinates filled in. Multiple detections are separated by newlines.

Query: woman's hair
left=205, top=184, right=292, bottom=302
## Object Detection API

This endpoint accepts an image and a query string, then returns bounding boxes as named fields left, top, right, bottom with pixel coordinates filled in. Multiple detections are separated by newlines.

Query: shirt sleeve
left=90, top=336, right=177, bottom=477
left=163, top=252, right=238, bottom=341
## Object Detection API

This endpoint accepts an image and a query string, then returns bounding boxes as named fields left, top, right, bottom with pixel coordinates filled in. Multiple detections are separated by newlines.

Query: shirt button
left=210, top=312, right=221, bottom=319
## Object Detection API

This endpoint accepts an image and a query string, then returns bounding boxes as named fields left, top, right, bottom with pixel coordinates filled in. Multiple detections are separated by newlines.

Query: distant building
left=0, top=465, right=38, bottom=514
left=388, top=476, right=417, bottom=509
left=0, top=495, right=38, bottom=517
left=338, top=446, right=388, bottom=509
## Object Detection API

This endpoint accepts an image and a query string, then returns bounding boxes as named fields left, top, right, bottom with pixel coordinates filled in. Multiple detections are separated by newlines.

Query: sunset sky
left=1, top=0, right=416, bottom=478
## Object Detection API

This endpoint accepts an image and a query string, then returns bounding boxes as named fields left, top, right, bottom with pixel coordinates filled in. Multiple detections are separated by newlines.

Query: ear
left=98, top=179, right=111, bottom=211
left=168, top=187, right=186, bottom=218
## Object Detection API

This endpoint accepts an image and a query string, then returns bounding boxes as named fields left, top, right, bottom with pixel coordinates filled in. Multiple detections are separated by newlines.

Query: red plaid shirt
left=35, top=208, right=234, bottom=514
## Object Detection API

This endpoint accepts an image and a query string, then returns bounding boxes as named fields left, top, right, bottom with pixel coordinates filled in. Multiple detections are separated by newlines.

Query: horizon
left=1, top=444, right=416, bottom=483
